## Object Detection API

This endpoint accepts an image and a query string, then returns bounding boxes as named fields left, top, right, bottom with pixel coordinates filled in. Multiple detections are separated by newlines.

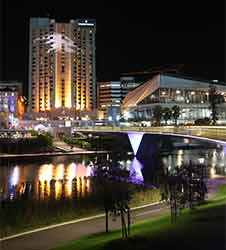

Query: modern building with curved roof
left=121, top=73, right=226, bottom=124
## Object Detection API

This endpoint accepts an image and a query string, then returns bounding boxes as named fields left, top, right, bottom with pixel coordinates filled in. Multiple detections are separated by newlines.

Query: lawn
left=52, top=185, right=226, bottom=250
left=0, top=187, right=160, bottom=237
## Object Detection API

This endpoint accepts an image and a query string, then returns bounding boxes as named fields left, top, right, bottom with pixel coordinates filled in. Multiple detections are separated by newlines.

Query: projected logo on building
left=35, top=32, right=77, bottom=53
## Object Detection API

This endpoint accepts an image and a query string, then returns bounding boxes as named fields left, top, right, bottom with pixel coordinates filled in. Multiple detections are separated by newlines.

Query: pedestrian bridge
left=73, top=126, right=226, bottom=155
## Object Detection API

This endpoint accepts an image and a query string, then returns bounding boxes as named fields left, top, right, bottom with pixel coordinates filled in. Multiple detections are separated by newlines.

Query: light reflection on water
left=37, top=162, right=92, bottom=200
left=0, top=157, right=94, bottom=201
left=0, top=147, right=226, bottom=201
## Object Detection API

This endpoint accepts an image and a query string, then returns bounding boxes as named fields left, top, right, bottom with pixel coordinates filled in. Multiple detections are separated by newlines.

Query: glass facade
left=123, top=74, right=226, bottom=124
left=139, top=88, right=210, bottom=105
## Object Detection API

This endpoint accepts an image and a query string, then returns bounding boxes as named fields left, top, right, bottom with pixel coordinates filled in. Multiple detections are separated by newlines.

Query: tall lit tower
left=28, top=18, right=96, bottom=113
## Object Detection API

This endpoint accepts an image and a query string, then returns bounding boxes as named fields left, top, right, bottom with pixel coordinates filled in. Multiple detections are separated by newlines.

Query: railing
left=74, top=126, right=226, bottom=143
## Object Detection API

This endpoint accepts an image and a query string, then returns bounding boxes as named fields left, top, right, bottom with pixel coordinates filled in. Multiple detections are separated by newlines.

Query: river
left=0, top=140, right=225, bottom=202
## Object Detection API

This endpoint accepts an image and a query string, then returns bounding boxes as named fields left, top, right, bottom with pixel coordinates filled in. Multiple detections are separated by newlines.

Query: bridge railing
left=74, top=126, right=226, bottom=142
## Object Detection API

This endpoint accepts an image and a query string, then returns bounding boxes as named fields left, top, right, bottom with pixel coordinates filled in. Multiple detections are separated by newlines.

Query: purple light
left=129, top=157, right=144, bottom=184
left=9, top=96, right=16, bottom=113
left=128, top=132, right=144, bottom=155
left=223, top=145, right=226, bottom=154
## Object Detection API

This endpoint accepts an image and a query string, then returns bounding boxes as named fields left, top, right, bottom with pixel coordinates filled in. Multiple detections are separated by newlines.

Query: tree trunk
left=127, top=208, right=131, bottom=236
left=120, top=209, right=128, bottom=238
left=105, top=209, right=109, bottom=233
left=120, top=209, right=124, bottom=238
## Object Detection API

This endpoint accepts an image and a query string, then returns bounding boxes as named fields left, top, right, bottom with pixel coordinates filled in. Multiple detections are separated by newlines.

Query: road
left=0, top=202, right=168, bottom=250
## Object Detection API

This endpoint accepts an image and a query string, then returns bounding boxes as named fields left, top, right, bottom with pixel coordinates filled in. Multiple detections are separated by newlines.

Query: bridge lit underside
left=127, top=132, right=144, bottom=155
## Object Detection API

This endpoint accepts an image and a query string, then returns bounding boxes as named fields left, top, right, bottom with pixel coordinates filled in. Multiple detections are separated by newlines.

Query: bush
left=63, top=136, right=91, bottom=149
left=194, top=117, right=211, bottom=125
left=37, top=132, right=53, bottom=148
left=130, top=187, right=161, bottom=207
left=0, top=132, right=53, bottom=154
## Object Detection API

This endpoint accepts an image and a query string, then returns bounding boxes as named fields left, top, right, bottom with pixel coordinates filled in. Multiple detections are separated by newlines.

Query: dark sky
left=2, top=1, right=225, bottom=96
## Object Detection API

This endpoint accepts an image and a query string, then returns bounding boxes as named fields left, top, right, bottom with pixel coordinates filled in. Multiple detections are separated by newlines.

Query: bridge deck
left=74, top=126, right=226, bottom=145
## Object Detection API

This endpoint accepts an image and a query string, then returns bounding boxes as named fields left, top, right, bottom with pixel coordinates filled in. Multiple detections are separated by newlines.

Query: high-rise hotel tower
left=29, top=18, right=96, bottom=112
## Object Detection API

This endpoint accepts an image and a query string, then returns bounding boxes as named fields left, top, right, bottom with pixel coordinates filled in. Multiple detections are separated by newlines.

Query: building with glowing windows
left=120, top=76, right=144, bottom=100
left=97, top=77, right=145, bottom=120
left=122, top=74, right=226, bottom=124
left=29, top=18, right=96, bottom=113
left=0, top=81, right=24, bottom=115
left=97, top=81, right=122, bottom=118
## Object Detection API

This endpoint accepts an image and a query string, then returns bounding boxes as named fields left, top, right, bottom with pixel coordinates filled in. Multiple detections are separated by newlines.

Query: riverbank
left=52, top=184, right=226, bottom=250
left=0, top=150, right=109, bottom=158
left=0, top=188, right=160, bottom=238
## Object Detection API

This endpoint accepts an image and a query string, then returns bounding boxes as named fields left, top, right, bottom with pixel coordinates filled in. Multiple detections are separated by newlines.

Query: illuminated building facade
left=122, top=74, right=226, bottom=124
left=97, top=81, right=121, bottom=118
left=29, top=18, right=96, bottom=113
left=0, top=81, right=24, bottom=117
left=120, top=76, right=144, bottom=100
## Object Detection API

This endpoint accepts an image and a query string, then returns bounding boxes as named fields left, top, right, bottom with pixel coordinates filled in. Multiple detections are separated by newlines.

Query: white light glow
left=128, top=132, right=144, bottom=155
left=10, top=166, right=19, bottom=186
left=198, top=158, right=205, bottom=164
left=78, top=23, right=94, bottom=26
left=35, top=32, right=76, bottom=53
left=129, top=157, right=144, bottom=183
left=210, top=167, right=216, bottom=177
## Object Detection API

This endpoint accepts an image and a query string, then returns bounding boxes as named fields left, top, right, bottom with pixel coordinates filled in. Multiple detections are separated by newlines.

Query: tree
left=194, top=117, right=211, bottom=126
left=209, top=85, right=225, bottom=125
left=92, top=161, right=114, bottom=233
left=160, top=162, right=207, bottom=223
left=152, top=105, right=163, bottom=126
left=110, top=168, right=134, bottom=238
left=92, top=159, right=134, bottom=237
left=163, top=107, right=172, bottom=125
left=0, top=112, right=8, bottom=129
left=172, top=105, right=180, bottom=126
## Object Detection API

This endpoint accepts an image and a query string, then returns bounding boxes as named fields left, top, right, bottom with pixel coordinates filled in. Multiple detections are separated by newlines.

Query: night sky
left=2, top=1, right=225, bottom=96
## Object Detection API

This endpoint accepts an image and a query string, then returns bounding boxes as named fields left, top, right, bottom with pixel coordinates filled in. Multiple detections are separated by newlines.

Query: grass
left=0, top=188, right=160, bottom=238
left=52, top=185, right=226, bottom=250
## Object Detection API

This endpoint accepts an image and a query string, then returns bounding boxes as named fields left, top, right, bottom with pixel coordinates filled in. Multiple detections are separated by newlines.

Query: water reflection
left=37, top=162, right=92, bottom=200
left=0, top=146, right=226, bottom=202
left=0, top=157, right=95, bottom=201
left=129, top=157, right=144, bottom=184
left=10, top=166, right=19, bottom=186
left=161, top=148, right=226, bottom=174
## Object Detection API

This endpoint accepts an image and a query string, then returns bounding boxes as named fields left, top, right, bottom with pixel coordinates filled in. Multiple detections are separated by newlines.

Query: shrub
left=194, top=117, right=211, bottom=125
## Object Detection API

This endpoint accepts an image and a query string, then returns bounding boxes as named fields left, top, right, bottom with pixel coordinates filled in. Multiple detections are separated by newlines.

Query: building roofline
left=161, top=72, right=225, bottom=85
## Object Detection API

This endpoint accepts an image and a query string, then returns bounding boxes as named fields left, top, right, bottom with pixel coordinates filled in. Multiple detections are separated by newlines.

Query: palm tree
left=172, top=105, right=180, bottom=126
left=153, top=105, right=163, bottom=126
left=163, top=107, right=172, bottom=125
left=209, top=85, right=224, bottom=125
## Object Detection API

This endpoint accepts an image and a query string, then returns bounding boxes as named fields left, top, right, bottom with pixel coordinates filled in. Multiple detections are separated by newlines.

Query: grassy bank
left=0, top=188, right=160, bottom=238
left=52, top=185, right=226, bottom=250
left=0, top=132, right=54, bottom=154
